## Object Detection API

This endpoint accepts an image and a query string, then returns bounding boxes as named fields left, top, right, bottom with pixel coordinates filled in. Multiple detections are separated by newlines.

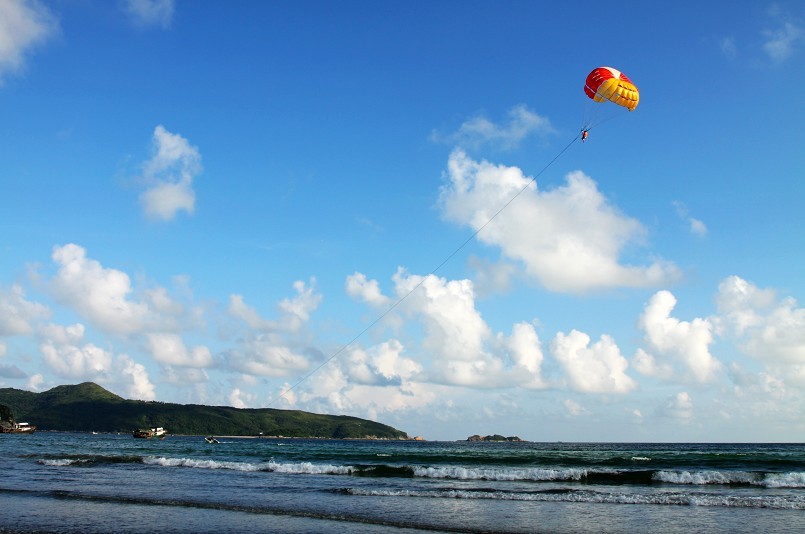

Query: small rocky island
left=467, top=434, right=524, bottom=442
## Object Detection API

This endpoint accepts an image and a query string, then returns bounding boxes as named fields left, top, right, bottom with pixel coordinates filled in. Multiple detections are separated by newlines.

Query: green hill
left=0, top=382, right=409, bottom=439
left=0, top=404, right=15, bottom=424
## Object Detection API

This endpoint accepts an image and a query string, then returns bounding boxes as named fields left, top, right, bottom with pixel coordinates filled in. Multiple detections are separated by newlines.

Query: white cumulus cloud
left=283, top=354, right=437, bottom=423
left=347, top=270, right=548, bottom=390
left=551, top=330, right=636, bottom=394
left=146, top=332, right=212, bottom=368
left=38, top=323, right=156, bottom=399
left=662, top=391, right=694, bottom=420
left=0, top=284, right=50, bottom=336
left=229, top=278, right=322, bottom=333
left=0, top=0, right=57, bottom=83
left=278, top=279, right=323, bottom=331
left=139, top=125, right=201, bottom=221
left=119, top=355, right=156, bottom=400
left=48, top=244, right=150, bottom=335
left=346, top=272, right=391, bottom=307
left=717, top=276, right=805, bottom=387
left=632, top=348, right=674, bottom=380
left=389, top=270, right=522, bottom=388
left=393, top=269, right=490, bottom=365
left=431, top=104, right=554, bottom=150
left=225, top=339, right=310, bottom=378
left=39, top=323, right=113, bottom=379
left=228, top=294, right=273, bottom=330
left=501, top=321, right=547, bottom=389
left=637, top=290, right=721, bottom=383
left=228, top=387, right=258, bottom=409
left=345, top=340, right=421, bottom=386
left=26, top=373, right=44, bottom=391
left=439, top=150, right=679, bottom=293
left=225, top=280, right=324, bottom=380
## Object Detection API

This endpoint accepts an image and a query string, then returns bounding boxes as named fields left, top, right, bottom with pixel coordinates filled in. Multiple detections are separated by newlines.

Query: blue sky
left=1, top=0, right=804, bottom=441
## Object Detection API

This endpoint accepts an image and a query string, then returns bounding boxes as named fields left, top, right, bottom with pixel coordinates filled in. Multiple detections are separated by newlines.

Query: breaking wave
left=412, top=466, right=594, bottom=481
left=36, top=454, right=144, bottom=467
left=39, top=458, right=80, bottom=467
left=38, top=454, right=805, bottom=489
left=655, top=470, right=805, bottom=488
left=142, top=456, right=355, bottom=475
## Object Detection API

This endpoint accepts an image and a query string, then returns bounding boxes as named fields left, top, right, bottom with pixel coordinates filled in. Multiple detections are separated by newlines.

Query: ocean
left=0, top=433, right=803, bottom=533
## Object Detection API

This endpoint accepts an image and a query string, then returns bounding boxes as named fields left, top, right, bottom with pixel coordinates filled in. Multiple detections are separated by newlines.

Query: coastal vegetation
left=0, top=382, right=409, bottom=439
left=0, top=404, right=13, bottom=423
left=0, top=403, right=16, bottom=431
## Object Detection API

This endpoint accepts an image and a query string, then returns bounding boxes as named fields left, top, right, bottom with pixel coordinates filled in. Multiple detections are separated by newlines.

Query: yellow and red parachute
left=584, top=67, right=639, bottom=111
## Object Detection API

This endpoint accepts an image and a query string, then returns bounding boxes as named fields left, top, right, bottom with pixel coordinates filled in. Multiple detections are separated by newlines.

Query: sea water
left=0, top=434, right=803, bottom=533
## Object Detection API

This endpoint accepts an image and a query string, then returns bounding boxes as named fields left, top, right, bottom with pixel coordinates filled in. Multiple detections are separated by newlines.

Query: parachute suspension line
left=582, top=100, right=628, bottom=133
left=590, top=108, right=626, bottom=131
left=581, top=98, right=596, bottom=132
left=269, top=134, right=581, bottom=407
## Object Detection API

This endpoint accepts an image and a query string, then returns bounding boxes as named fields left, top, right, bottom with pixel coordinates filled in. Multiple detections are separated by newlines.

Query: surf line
left=270, top=134, right=581, bottom=406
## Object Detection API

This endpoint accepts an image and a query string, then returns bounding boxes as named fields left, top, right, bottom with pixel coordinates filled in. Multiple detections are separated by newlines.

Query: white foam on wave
left=654, top=470, right=751, bottom=485
left=142, top=456, right=355, bottom=475
left=412, top=466, right=590, bottom=481
left=144, top=457, right=270, bottom=471
left=764, top=472, right=805, bottom=488
left=271, top=461, right=354, bottom=475
left=39, top=459, right=77, bottom=467
left=654, top=470, right=805, bottom=488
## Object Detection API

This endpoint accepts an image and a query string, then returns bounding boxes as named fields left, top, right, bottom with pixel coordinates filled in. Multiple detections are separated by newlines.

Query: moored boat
left=0, top=422, right=36, bottom=434
left=133, top=427, right=167, bottom=439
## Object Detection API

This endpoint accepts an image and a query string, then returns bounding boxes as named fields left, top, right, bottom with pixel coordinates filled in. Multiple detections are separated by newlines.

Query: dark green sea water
left=1, top=433, right=803, bottom=533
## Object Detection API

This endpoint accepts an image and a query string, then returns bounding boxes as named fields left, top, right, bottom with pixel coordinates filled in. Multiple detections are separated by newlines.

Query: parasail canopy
left=584, top=67, right=639, bottom=111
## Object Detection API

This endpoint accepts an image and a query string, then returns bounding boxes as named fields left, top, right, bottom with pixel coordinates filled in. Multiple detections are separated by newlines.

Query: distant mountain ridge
left=0, top=382, right=409, bottom=439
